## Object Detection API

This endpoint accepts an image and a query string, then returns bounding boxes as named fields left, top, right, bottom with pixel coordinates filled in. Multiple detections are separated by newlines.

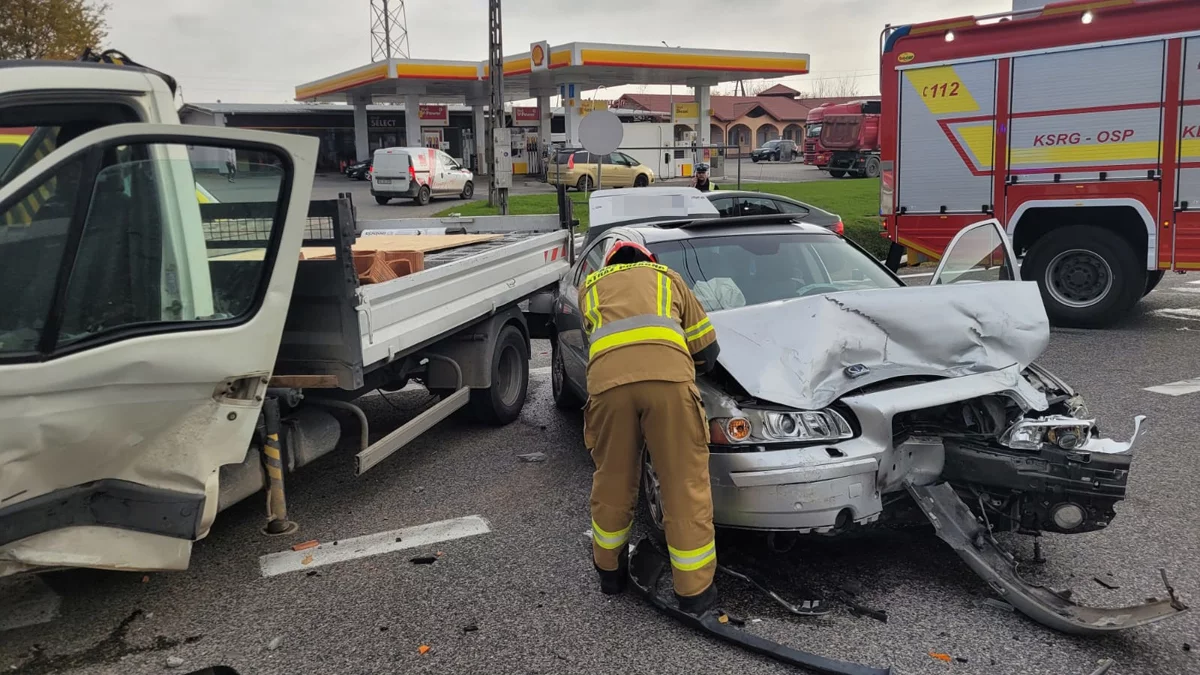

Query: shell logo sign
left=530, top=41, right=550, bottom=72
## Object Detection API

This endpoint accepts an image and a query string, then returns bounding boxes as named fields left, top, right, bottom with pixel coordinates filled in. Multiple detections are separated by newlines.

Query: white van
left=371, top=146, right=475, bottom=206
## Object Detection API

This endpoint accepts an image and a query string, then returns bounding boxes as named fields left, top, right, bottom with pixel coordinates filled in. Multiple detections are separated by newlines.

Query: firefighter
left=691, top=163, right=717, bottom=192
left=581, top=240, right=722, bottom=616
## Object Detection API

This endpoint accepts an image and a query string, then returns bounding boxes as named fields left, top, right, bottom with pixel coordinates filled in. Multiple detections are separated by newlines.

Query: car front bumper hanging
left=905, top=482, right=1188, bottom=635
left=628, top=538, right=893, bottom=675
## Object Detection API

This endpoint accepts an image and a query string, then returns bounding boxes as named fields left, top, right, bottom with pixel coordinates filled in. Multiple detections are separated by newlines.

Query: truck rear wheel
left=865, top=156, right=881, bottom=178
left=1023, top=225, right=1145, bottom=328
left=829, top=169, right=846, bottom=178
left=469, top=324, right=528, bottom=425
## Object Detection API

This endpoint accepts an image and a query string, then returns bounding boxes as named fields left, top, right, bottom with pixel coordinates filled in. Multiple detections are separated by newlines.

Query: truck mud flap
left=905, top=482, right=1188, bottom=635
left=628, top=538, right=893, bottom=675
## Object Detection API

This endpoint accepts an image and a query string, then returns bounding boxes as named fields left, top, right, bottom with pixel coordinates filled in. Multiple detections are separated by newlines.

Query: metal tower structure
left=487, top=0, right=508, bottom=212
left=370, top=0, right=410, bottom=61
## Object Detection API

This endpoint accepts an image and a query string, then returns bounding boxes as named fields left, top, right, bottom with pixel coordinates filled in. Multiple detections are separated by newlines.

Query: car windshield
left=761, top=140, right=779, bottom=149
left=806, top=124, right=822, bottom=138
left=649, top=233, right=900, bottom=311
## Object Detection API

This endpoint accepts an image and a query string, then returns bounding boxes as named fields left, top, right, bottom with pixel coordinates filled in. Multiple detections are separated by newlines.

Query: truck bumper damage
left=906, top=482, right=1188, bottom=635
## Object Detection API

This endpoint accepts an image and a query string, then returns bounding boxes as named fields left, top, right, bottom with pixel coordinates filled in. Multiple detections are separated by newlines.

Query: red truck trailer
left=819, top=99, right=882, bottom=178
left=880, top=0, right=1200, bottom=327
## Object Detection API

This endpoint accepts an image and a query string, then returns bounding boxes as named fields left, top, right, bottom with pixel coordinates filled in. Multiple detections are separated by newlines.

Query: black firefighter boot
left=675, top=583, right=719, bottom=617
left=595, top=547, right=629, bottom=595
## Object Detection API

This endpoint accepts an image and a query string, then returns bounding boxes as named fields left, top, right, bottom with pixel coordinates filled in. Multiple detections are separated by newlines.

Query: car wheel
left=633, top=174, right=649, bottom=188
left=469, top=324, right=529, bottom=425
left=865, top=156, right=881, bottom=178
left=374, top=195, right=389, bottom=205
left=576, top=175, right=594, bottom=192
left=638, top=451, right=667, bottom=543
left=1023, top=225, right=1145, bottom=328
left=460, top=181, right=474, bottom=199
left=751, top=157, right=760, bottom=163
left=551, top=338, right=584, bottom=411
left=829, top=169, right=846, bottom=178
left=414, top=185, right=431, bottom=206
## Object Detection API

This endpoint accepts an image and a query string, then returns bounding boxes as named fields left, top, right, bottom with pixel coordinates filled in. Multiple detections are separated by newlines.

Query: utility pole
left=487, top=0, right=509, bottom=213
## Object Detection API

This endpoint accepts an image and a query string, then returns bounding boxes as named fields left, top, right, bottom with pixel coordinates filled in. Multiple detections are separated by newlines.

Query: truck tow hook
left=627, top=538, right=893, bottom=675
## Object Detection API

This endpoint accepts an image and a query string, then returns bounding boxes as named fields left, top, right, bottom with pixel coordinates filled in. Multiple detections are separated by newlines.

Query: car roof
left=706, top=190, right=834, bottom=214
left=622, top=218, right=836, bottom=245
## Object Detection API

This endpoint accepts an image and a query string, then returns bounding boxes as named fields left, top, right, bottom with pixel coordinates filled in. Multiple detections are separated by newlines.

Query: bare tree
left=804, top=73, right=863, bottom=99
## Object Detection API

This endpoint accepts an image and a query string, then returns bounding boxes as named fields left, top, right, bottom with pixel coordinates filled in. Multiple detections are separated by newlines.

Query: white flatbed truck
left=0, top=56, right=573, bottom=575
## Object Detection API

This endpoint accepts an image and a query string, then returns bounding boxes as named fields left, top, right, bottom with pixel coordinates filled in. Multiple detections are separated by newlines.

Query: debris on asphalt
left=977, top=597, right=1015, bottom=613
left=413, top=486, right=425, bottom=493
left=517, top=452, right=547, bottom=463
left=955, top=656, right=969, bottom=663
left=395, top=537, right=402, bottom=543
left=1093, top=576, right=1121, bottom=590
left=417, top=645, right=431, bottom=655
left=379, top=627, right=388, bottom=632
left=267, top=636, right=283, bottom=651
left=1088, top=658, right=1115, bottom=675
left=717, top=564, right=831, bottom=617
left=145, top=612, right=154, bottom=620
left=141, top=576, right=150, bottom=584
left=305, top=570, right=320, bottom=577
left=462, top=624, right=479, bottom=633
left=1184, top=642, right=1192, bottom=652
left=833, top=588, right=888, bottom=623
left=410, top=555, right=438, bottom=565
left=165, top=656, right=184, bottom=668
left=301, top=554, right=314, bottom=566
left=436, top=551, right=444, bottom=556
left=292, top=540, right=319, bottom=552
left=929, top=652, right=952, bottom=663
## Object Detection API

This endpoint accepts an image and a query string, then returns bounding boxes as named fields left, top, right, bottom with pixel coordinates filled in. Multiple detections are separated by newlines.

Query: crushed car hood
left=708, top=281, right=1049, bottom=410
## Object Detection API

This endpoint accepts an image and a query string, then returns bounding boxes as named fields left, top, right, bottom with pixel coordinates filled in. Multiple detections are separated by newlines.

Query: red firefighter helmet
left=605, top=241, right=657, bottom=266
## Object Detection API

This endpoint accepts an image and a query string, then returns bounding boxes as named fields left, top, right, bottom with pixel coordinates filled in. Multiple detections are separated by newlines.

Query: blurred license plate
left=376, top=178, right=392, bottom=184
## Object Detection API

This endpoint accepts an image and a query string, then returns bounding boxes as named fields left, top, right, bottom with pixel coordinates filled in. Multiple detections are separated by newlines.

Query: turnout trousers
left=584, top=379, right=716, bottom=598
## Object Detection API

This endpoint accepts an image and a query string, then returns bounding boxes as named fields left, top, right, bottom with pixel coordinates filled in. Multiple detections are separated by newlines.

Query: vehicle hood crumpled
left=708, top=281, right=1049, bottom=410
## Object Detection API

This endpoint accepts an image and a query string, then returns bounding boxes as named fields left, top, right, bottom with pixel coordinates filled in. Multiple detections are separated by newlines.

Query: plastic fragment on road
left=929, top=652, right=952, bottom=662
left=267, top=636, right=284, bottom=651
left=418, top=645, right=431, bottom=655
left=518, top=452, right=547, bottom=463
left=292, top=540, right=319, bottom=551
left=141, top=575, right=149, bottom=583
left=301, top=554, right=314, bottom=565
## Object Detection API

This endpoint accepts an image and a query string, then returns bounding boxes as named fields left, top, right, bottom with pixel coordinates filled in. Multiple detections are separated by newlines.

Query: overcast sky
left=107, top=0, right=1012, bottom=105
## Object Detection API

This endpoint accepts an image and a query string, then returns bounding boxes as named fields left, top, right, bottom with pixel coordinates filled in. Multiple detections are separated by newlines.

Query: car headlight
left=999, top=415, right=1096, bottom=451
left=709, top=408, right=854, bottom=445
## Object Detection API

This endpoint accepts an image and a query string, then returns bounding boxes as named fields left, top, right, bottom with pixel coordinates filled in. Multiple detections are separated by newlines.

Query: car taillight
left=368, top=165, right=373, bottom=173
left=409, top=162, right=417, bottom=180
left=567, top=154, right=575, bottom=169
left=832, top=220, right=845, bottom=236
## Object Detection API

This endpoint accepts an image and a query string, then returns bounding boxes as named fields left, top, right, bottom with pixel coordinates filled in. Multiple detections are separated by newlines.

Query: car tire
left=414, top=185, right=431, bottom=206
left=577, top=175, right=593, bottom=192
left=637, top=451, right=668, bottom=545
left=374, top=195, right=389, bottom=205
left=551, top=338, right=584, bottom=411
left=469, top=324, right=529, bottom=425
left=829, top=169, right=846, bottom=178
left=751, top=157, right=760, bottom=163
left=460, top=181, right=474, bottom=200
left=633, top=174, right=649, bottom=188
left=1023, top=225, right=1145, bottom=328
left=865, top=156, right=881, bottom=178
left=1144, top=269, right=1165, bottom=296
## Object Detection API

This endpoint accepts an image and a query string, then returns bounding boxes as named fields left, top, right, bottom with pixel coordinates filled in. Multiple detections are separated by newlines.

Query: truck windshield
left=649, top=233, right=900, bottom=311
left=806, top=124, right=822, bottom=138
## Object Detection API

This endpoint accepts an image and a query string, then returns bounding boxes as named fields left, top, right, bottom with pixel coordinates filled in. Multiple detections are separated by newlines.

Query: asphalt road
left=3, top=274, right=1198, bottom=675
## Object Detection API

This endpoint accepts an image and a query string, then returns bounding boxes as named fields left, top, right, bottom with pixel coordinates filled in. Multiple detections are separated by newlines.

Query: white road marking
left=530, top=366, right=551, bottom=376
left=1188, top=279, right=1200, bottom=285
left=1153, top=308, right=1200, bottom=322
left=0, top=576, right=61, bottom=632
left=258, top=515, right=491, bottom=578
left=1168, top=286, right=1200, bottom=294
left=1145, top=377, right=1200, bottom=396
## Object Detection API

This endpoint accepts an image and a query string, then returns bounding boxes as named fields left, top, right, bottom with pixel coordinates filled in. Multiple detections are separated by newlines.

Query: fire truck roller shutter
left=897, top=60, right=995, bottom=215
left=1010, top=40, right=1166, bottom=184
left=1175, top=36, right=1200, bottom=273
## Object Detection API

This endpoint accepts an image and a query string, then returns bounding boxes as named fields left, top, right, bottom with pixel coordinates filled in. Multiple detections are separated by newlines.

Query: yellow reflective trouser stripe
left=589, top=324, right=688, bottom=359
left=685, top=317, right=713, bottom=342
left=592, top=520, right=631, bottom=549
left=668, top=541, right=716, bottom=572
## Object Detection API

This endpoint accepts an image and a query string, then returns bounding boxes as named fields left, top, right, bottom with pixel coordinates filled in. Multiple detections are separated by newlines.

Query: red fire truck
left=880, top=0, right=1200, bottom=327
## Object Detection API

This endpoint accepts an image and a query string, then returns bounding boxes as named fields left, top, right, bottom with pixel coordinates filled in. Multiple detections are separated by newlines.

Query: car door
left=931, top=218, right=1019, bottom=285
left=557, top=235, right=615, bottom=386
left=0, top=124, right=316, bottom=574
left=710, top=195, right=736, bottom=217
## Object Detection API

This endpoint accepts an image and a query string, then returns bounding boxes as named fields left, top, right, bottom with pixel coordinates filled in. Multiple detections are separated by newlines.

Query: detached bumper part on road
left=906, top=482, right=1188, bottom=635
left=628, top=538, right=894, bottom=675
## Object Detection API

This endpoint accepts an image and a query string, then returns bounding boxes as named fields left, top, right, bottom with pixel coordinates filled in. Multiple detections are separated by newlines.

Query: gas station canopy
left=295, top=42, right=810, bottom=102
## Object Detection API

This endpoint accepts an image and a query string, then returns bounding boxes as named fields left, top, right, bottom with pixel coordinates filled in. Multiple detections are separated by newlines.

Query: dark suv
left=750, top=139, right=798, bottom=163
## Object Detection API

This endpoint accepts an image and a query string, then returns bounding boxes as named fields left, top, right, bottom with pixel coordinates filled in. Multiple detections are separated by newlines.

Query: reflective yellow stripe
left=589, top=325, right=688, bottom=359
left=655, top=272, right=665, bottom=317
left=686, top=321, right=714, bottom=343
left=585, top=260, right=670, bottom=288
left=668, top=541, right=716, bottom=572
left=592, top=520, right=631, bottom=549
left=585, top=285, right=602, bottom=331
left=684, top=317, right=710, bottom=335
left=266, top=465, right=283, bottom=480
left=656, top=272, right=673, bottom=318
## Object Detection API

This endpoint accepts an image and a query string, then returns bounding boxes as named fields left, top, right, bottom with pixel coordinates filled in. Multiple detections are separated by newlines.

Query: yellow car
left=548, top=148, right=655, bottom=191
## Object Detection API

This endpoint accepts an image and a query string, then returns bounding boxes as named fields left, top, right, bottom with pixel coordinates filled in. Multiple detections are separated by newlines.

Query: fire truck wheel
left=1024, top=225, right=1145, bottom=328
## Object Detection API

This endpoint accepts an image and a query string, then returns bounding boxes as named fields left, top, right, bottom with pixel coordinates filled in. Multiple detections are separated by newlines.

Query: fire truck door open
left=898, top=60, right=995, bottom=214
left=1176, top=36, right=1200, bottom=270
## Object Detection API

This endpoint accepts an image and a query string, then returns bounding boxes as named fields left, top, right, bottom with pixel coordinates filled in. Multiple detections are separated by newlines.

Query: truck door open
left=0, top=124, right=317, bottom=576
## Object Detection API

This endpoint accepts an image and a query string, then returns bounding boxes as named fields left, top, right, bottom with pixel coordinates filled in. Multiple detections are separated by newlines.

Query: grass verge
left=433, top=179, right=887, bottom=257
